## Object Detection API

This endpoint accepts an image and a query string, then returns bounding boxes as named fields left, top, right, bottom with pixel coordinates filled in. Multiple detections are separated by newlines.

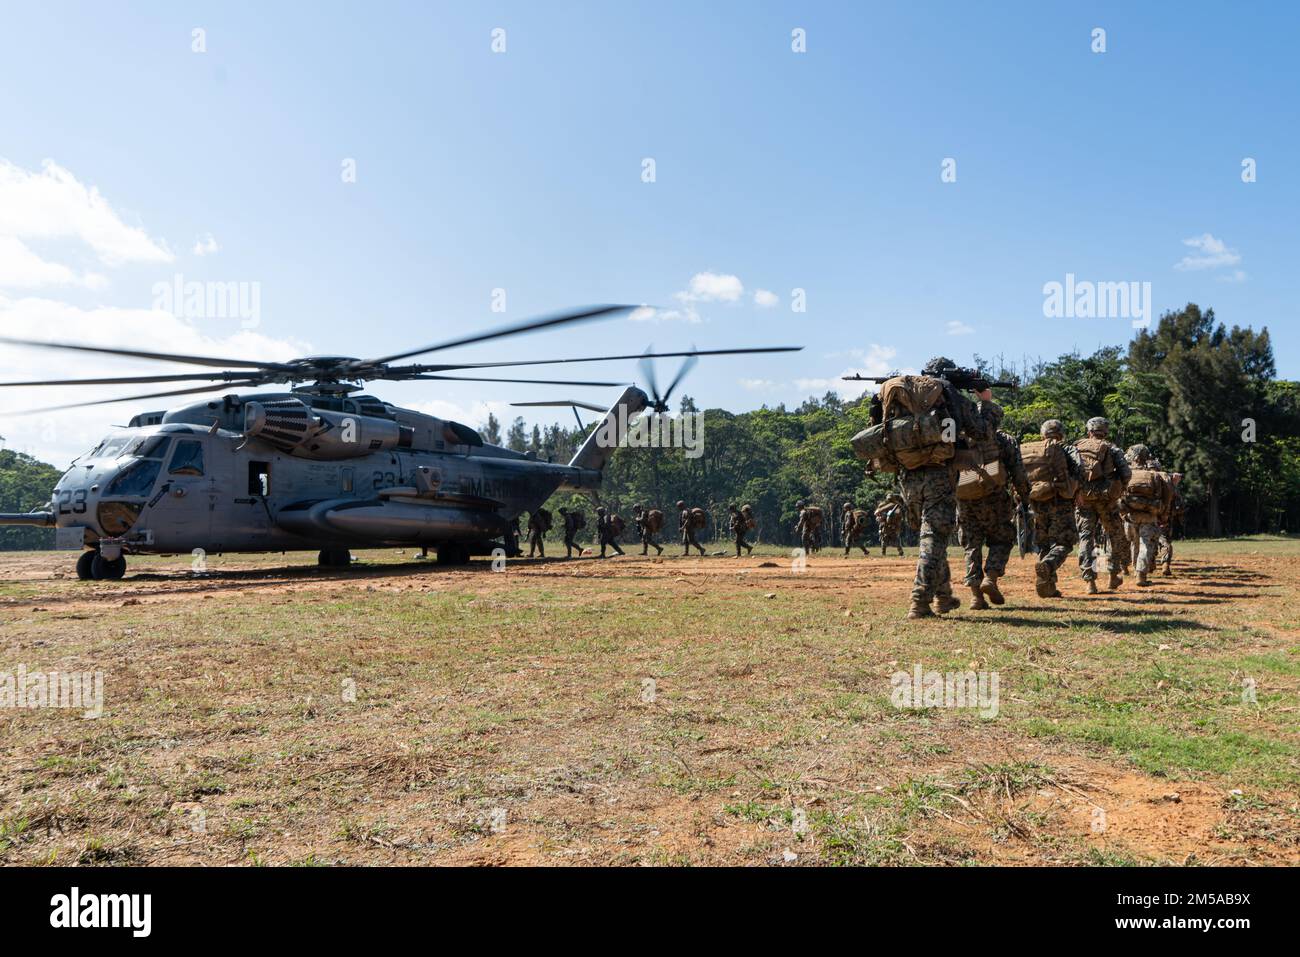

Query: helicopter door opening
left=154, top=439, right=212, bottom=546
left=248, top=462, right=271, bottom=497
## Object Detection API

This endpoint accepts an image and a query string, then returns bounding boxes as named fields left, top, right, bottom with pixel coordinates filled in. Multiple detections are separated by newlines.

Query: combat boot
left=981, top=576, right=1005, bottom=606
left=1108, top=571, right=1124, bottom=590
left=969, top=584, right=989, bottom=610
left=1137, top=570, right=1151, bottom=587
left=935, top=594, right=961, bottom=614
left=1034, top=562, right=1054, bottom=598
left=1086, top=579, right=1099, bottom=595
left=906, top=600, right=935, bottom=620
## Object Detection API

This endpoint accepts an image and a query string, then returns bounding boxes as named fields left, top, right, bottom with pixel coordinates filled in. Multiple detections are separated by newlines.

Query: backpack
left=689, top=507, right=708, bottom=530
left=802, top=506, right=823, bottom=529
left=1021, top=439, right=1074, bottom=502
left=850, top=375, right=955, bottom=471
left=535, top=507, right=553, bottom=532
left=955, top=433, right=1007, bottom=502
left=740, top=504, right=756, bottom=529
left=570, top=511, right=586, bottom=530
left=1124, top=468, right=1164, bottom=515
left=644, top=509, right=664, bottom=533
left=610, top=514, right=626, bottom=536
left=1075, top=437, right=1120, bottom=504
left=849, top=509, right=870, bottom=532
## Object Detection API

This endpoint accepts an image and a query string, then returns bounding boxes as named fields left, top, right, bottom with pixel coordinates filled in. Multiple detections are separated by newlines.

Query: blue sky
left=1, top=1, right=1296, bottom=464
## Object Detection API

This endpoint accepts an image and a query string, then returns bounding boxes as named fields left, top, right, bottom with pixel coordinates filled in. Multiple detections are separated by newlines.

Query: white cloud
left=753, top=288, right=778, bottom=308
left=193, top=233, right=220, bottom=257
left=679, top=271, right=744, bottom=303
left=794, top=344, right=904, bottom=400
left=1174, top=233, right=1241, bottom=272
left=628, top=304, right=657, bottom=322
left=0, top=159, right=173, bottom=270
left=739, top=377, right=778, bottom=390
left=1217, top=269, right=1249, bottom=284
left=0, top=236, right=105, bottom=289
left=946, top=320, right=974, bottom=336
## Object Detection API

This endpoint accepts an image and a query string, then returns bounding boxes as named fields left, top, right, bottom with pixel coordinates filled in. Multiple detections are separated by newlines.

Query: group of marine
left=515, top=357, right=1184, bottom=623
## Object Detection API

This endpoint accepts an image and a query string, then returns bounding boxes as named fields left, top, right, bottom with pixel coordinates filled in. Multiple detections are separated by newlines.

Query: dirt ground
left=1, top=538, right=1297, bottom=866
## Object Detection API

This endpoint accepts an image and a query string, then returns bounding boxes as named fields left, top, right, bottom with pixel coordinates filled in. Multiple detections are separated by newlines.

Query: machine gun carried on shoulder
left=841, top=368, right=1018, bottom=394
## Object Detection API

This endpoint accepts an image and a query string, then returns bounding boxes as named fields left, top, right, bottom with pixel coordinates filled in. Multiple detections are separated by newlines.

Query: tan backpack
left=1021, top=439, right=1075, bottom=502
left=644, top=509, right=664, bottom=533
left=689, top=507, right=708, bottom=530
left=850, top=375, right=954, bottom=471
left=1075, top=437, right=1120, bottom=503
left=955, top=433, right=1007, bottom=501
left=740, top=504, right=756, bottom=529
left=1124, top=468, right=1164, bottom=516
left=802, top=506, right=823, bottom=529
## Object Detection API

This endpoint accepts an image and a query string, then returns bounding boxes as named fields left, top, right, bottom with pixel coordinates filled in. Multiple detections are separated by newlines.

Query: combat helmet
left=1085, top=416, right=1110, bottom=437
left=1040, top=419, right=1065, bottom=439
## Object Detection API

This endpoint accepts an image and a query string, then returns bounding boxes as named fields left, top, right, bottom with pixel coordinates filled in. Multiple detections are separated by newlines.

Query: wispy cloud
left=946, top=320, right=974, bottom=336
left=1174, top=233, right=1242, bottom=272
left=753, top=288, right=778, bottom=307
left=193, top=233, right=220, bottom=256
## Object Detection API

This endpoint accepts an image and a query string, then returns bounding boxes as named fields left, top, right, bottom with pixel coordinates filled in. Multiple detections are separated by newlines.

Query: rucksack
left=1075, top=437, right=1120, bottom=504
left=740, top=504, right=756, bottom=529
left=610, top=514, right=626, bottom=536
left=1021, top=439, right=1074, bottom=502
left=849, top=508, right=870, bottom=531
left=850, top=375, right=955, bottom=471
left=689, top=507, right=708, bottom=530
left=570, top=512, right=586, bottom=530
left=955, top=433, right=1007, bottom=501
left=802, top=506, right=823, bottom=529
left=644, top=509, right=664, bottom=533
left=535, top=507, right=553, bottom=532
left=1124, top=468, right=1165, bottom=515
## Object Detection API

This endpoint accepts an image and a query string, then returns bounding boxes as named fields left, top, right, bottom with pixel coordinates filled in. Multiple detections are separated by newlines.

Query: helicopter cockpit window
left=168, top=440, right=205, bottom=476
left=126, top=435, right=172, bottom=460
left=91, top=436, right=132, bottom=460
left=104, top=459, right=163, bottom=498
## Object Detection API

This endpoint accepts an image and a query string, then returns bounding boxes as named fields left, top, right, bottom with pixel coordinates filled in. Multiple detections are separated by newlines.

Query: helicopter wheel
left=318, top=548, right=352, bottom=568
left=75, top=550, right=97, bottom=581
left=91, top=554, right=127, bottom=581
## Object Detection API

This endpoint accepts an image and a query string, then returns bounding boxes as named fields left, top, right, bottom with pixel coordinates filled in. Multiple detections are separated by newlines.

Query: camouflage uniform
left=560, top=508, right=583, bottom=558
left=1026, top=420, right=1082, bottom=598
left=1073, top=421, right=1132, bottom=589
left=875, top=497, right=905, bottom=556
left=678, top=502, right=705, bottom=556
left=794, top=502, right=822, bottom=554
left=633, top=505, right=663, bottom=555
left=526, top=510, right=546, bottom=558
left=728, top=506, right=753, bottom=557
left=956, top=430, right=1031, bottom=604
left=1120, top=446, right=1173, bottom=585
left=1157, top=475, right=1183, bottom=574
left=596, top=507, right=624, bottom=558
left=841, top=506, right=870, bottom=556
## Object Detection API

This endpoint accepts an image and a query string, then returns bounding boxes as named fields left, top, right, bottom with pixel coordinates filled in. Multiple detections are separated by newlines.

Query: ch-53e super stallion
left=0, top=305, right=799, bottom=580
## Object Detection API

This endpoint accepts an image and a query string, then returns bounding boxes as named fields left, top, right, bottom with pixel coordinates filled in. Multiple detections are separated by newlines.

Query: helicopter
left=0, top=305, right=800, bottom=580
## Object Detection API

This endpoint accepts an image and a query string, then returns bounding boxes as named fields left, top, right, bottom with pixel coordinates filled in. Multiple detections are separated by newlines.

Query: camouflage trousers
left=681, top=527, right=705, bottom=555
left=1156, top=527, right=1173, bottom=570
left=1132, top=520, right=1161, bottom=574
left=528, top=529, right=545, bottom=558
left=900, top=466, right=956, bottom=604
left=843, top=526, right=869, bottom=556
left=1075, top=501, right=1126, bottom=580
left=1031, top=498, right=1077, bottom=582
left=733, top=529, right=752, bottom=556
left=956, top=491, right=1016, bottom=586
left=880, top=527, right=903, bottom=555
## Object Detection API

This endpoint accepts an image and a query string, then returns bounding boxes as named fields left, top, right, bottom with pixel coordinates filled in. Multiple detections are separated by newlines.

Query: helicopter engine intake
left=244, top=398, right=413, bottom=460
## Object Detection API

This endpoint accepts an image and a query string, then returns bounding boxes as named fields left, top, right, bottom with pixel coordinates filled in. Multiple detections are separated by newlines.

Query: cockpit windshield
left=85, top=434, right=171, bottom=462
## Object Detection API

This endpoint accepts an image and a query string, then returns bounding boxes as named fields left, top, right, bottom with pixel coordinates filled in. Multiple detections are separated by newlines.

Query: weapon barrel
left=0, top=511, right=55, bottom=527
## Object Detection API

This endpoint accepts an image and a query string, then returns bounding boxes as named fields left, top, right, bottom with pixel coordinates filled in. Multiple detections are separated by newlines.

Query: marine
left=1120, top=445, right=1174, bottom=586
left=632, top=503, right=664, bottom=555
left=1157, top=470, right=1184, bottom=576
left=727, top=503, right=754, bottom=557
left=1072, top=416, right=1132, bottom=593
left=794, top=500, right=824, bottom=554
left=596, top=505, right=625, bottom=558
left=874, top=493, right=905, bottom=556
left=559, top=506, right=585, bottom=558
left=1023, top=419, right=1081, bottom=598
left=526, top=507, right=550, bottom=558
left=841, top=502, right=871, bottom=557
left=955, top=420, right=1032, bottom=609
left=678, top=500, right=706, bottom=557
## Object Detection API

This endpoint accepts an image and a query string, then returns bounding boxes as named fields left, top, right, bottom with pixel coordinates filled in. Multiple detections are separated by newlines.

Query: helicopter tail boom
left=565, top=385, right=650, bottom=474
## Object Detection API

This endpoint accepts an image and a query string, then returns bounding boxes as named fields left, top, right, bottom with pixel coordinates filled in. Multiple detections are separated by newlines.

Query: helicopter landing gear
left=318, top=548, right=352, bottom=568
left=91, top=553, right=127, bottom=580
left=436, top=544, right=470, bottom=566
left=76, top=550, right=97, bottom=581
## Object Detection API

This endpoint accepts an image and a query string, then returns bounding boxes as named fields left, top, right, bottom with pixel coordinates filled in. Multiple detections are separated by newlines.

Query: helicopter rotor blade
left=0, top=371, right=267, bottom=388
left=660, top=352, right=700, bottom=405
left=386, top=345, right=803, bottom=375
left=638, top=349, right=661, bottom=405
left=509, top=400, right=609, bottom=413
left=355, top=304, right=638, bottom=368
left=3, top=380, right=266, bottom=417
left=403, top=374, right=629, bottom=387
left=0, top=336, right=293, bottom=372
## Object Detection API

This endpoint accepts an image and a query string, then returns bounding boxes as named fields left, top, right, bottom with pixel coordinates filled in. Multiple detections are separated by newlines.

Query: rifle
left=841, top=369, right=1018, bottom=393
left=1016, top=499, right=1036, bottom=558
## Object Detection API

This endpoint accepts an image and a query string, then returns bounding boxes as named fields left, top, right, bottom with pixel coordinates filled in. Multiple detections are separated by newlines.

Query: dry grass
left=1, top=537, right=1297, bottom=866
